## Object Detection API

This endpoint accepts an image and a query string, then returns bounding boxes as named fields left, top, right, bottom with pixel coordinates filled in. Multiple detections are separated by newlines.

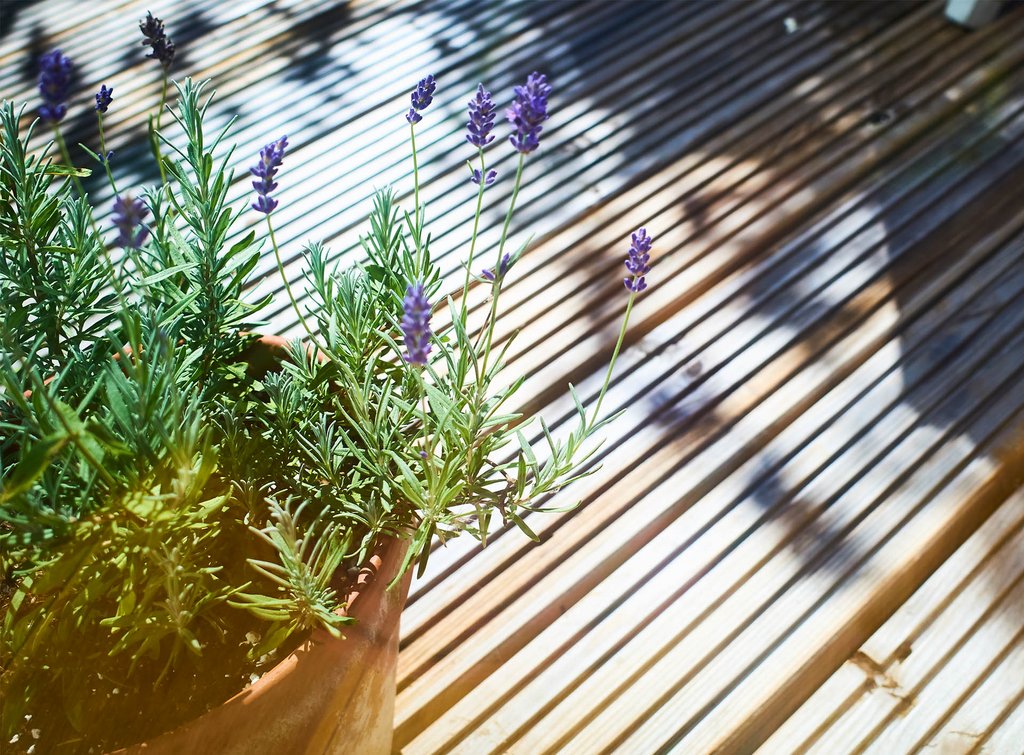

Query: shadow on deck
left=2, top=0, right=1023, bottom=751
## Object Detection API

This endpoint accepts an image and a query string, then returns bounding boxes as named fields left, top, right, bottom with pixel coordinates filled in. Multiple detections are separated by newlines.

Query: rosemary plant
left=0, top=36, right=652, bottom=752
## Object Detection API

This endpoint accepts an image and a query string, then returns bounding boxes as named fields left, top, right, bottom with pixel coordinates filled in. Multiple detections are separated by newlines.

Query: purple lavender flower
left=482, top=253, right=512, bottom=282
left=95, top=84, right=113, bottom=113
left=470, top=167, right=498, bottom=186
left=140, top=12, right=175, bottom=68
left=466, top=84, right=496, bottom=147
left=623, top=228, right=653, bottom=293
left=250, top=136, right=288, bottom=214
left=37, top=50, right=73, bottom=123
left=507, top=71, right=551, bottom=154
left=111, top=194, right=150, bottom=249
left=405, top=74, right=436, bottom=124
left=401, top=282, right=432, bottom=365
left=410, top=74, right=436, bottom=110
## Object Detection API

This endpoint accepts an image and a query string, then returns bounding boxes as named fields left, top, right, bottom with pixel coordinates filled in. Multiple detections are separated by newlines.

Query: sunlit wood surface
left=3, top=1, right=1024, bottom=752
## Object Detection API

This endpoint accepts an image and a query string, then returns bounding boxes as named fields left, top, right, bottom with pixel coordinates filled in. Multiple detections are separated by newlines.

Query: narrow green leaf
left=0, top=434, right=68, bottom=502
left=44, top=165, right=91, bottom=178
left=508, top=510, right=540, bottom=542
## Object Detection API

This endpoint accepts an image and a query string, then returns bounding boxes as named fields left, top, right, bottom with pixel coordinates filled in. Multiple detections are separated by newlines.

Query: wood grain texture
left=4, top=1, right=1023, bottom=752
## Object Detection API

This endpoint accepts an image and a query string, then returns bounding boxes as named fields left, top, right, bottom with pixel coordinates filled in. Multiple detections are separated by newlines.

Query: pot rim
left=118, top=535, right=412, bottom=753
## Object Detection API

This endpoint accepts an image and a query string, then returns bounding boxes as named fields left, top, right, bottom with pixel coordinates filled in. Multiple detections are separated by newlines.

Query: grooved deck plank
left=758, top=489, right=1024, bottom=755
left=3, top=2, right=1023, bottom=752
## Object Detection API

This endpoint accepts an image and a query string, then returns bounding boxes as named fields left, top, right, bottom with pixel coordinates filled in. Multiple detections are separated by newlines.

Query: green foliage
left=0, top=84, right=283, bottom=749
left=231, top=498, right=353, bottom=654
left=1, top=74, right=630, bottom=752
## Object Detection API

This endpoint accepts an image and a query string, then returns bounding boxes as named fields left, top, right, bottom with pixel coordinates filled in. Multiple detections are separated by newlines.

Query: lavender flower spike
left=251, top=136, right=288, bottom=214
left=624, top=228, right=653, bottom=293
left=111, top=195, right=150, bottom=249
left=507, top=71, right=551, bottom=154
left=95, top=85, right=113, bottom=113
left=466, top=84, right=496, bottom=147
left=140, top=12, right=175, bottom=68
left=37, top=50, right=74, bottom=123
left=470, top=167, right=498, bottom=186
left=405, top=74, right=437, bottom=124
left=401, top=282, right=432, bottom=365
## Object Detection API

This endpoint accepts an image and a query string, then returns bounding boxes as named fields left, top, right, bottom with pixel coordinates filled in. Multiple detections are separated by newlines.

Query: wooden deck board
left=760, top=488, right=1024, bottom=754
left=3, top=1, right=1024, bottom=752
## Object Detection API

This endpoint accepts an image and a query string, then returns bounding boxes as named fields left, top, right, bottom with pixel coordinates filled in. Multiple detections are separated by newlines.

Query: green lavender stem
left=54, top=126, right=104, bottom=240
left=588, top=290, right=636, bottom=429
left=53, top=127, right=85, bottom=198
left=409, top=122, right=424, bottom=275
left=516, top=287, right=641, bottom=508
left=267, top=215, right=324, bottom=352
left=83, top=98, right=140, bottom=309
left=151, top=74, right=169, bottom=185
left=96, top=112, right=118, bottom=194
left=476, top=154, right=525, bottom=382
left=460, top=149, right=487, bottom=324
left=88, top=111, right=133, bottom=308
left=418, top=373, right=432, bottom=460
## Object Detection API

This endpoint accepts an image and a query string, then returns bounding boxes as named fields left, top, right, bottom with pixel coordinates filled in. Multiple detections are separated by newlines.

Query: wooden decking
left=3, top=1, right=1024, bottom=752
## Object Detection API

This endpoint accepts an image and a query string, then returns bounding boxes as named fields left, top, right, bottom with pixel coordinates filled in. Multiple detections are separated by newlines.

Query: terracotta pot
left=116, top=334, right=412, bottom=754
left=121, top=537, right=412, bottom=755
left=239, top=332, right=307, bottom=375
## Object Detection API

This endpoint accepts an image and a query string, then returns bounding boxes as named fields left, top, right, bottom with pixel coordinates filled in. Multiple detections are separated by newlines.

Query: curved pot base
left=122, top=538, right=411, bottom=755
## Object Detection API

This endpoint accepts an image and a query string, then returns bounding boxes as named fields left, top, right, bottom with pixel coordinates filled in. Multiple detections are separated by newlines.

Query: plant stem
left=53, top=127, right=85, bottom=198
left=409, top=122, right=423, bottom=275
left=476, top=154, right=525, bottom=382
left=418, top=374, right=432, bottom=460
left=267, top=215, right=324, bottom=352
left=54, top=125, right=105, bottom=243
left=460, top=149, right=487, bottom=324
left=588, top=290, right=636, bottom=429
left=96, top=112, right=118, bottom=195
left=152, top=73, right=169, bottom=185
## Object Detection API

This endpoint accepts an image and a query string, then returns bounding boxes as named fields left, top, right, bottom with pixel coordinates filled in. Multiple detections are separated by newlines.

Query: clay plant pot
left=122, top=536, right=412, bottom=755
left=117, top=334, right=413, bottom=754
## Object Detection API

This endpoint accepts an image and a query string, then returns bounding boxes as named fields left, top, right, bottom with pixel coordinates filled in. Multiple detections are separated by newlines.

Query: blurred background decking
left=3, top=1, right=1024, bottom=752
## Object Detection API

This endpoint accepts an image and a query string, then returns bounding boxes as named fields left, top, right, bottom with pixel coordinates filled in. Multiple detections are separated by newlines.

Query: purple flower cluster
left=140, top=12, right=175, bottom=68
left=401, top=282, right=432, bottom=365
left=466, top=84, right=496, bottom=148
left=95, top=84, right=113, bottom=113
left=470, top=168, right=498, bottom=186
left=405, top=74, right=436, bottom=124
left=250, top=136, right=288, bottom=214
left=623, top=228, right=653, bottom=293
left=507, top=72, right=551, bottom=154
left=112, top=195, right=150, bottom=249
left=37, top=50, right=73, bottom=123
left=481, top=253, right=512, bottom=283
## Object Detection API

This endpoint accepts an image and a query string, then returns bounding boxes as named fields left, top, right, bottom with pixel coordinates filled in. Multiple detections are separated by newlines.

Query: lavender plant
left=286, top=70, right=650, bottom=579
left=0, top=59, right=651, bottom=754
